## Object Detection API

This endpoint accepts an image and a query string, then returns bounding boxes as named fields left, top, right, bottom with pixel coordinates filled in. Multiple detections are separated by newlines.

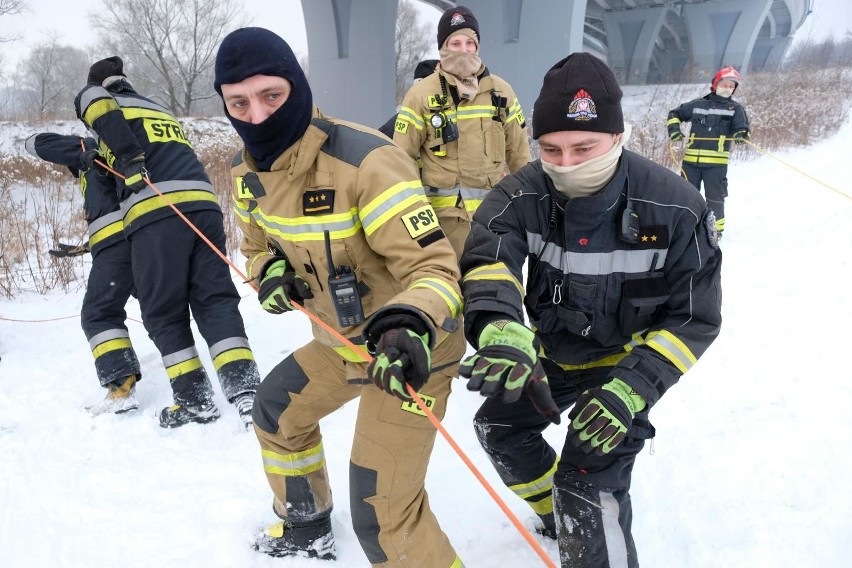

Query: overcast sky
left=0, top=0, right=848, bottom=72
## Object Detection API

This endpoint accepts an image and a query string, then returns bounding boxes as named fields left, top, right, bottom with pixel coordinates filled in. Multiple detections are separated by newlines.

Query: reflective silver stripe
left=262, top=446, right=325, bottom=473
left=425, top=186, right=459, bottom=197
left=162, top=345, right=200, bottom=367
left=397, top=107, right=424, bottom=128
left=600, top=491, right=629, bottom=567
left=88, top=328, right=130, bottom=350
left=120, top=180, right=215, bottom=211
left=24, top=134, right=38, bottom=157
left=208, top=337, right=250, bottom=359
left=646, top=330, right=696, bottom=373
left=360, top=185, right=423, bottom=231
left=692, top=107, right=735, bottom=117
left=253, top=211, right=360, bottom=239
left=527, top=231, right=667, bottom=275
left=455, top=106, right=496, bottom=119
left=459, top=187, right=489, bottom=201
left=78, top=86, right=113, bottom=113
left=113, top=95, right=172, bottom=114
left=87, top=210, right=123, bottom=235
left=510, top=472, right=553, bottom=499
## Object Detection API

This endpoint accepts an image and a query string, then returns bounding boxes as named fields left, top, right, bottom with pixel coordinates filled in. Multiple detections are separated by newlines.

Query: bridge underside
left=302, top=0, right=811, bottom=126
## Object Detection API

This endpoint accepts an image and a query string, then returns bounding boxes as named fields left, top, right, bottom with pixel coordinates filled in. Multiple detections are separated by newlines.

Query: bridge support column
left=602, top=6, right=668, bottom=85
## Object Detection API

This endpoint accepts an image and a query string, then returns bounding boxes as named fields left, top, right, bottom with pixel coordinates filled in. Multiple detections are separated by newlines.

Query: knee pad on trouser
left=553, top=480, right=638, bottom=568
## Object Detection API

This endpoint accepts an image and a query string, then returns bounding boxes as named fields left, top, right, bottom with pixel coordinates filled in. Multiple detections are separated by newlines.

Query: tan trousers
left=253, top=335, right=465, bottom=567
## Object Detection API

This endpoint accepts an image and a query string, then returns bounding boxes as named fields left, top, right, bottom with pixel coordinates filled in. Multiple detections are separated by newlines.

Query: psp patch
left=303, top=189, right=335, bottom=215
left=235, top=172, right=265, bottom=199
left=704, top=211, right=720, bottom=249
left=402, top=205, right=440, bottom=238
left=400, top=393, right=436, bottom=416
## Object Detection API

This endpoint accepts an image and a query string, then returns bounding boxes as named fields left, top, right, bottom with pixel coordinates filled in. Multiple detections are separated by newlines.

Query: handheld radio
left=324, top=230, right=365, bottom=327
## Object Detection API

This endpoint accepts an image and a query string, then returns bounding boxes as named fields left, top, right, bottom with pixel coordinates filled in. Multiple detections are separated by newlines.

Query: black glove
left=567, top=378, right=646, bottom=455
left=669, top=129, right=684, bottom=142
left=365, top=310, right=433, bottom=400
left=80, top=149, right=102, bottom=171
left=48, top=241, right=91, bottom=258
left=257, top=259, right=314, bottom=314
left=123, top=153, right=148, bottom=193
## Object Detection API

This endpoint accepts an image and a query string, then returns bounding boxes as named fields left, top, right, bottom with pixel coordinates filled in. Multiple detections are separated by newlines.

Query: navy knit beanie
left=437, top=6, right=479, bottom=49
left=214, top=27, right=307, bottom=95
left=533, top=53, right=624, bottom=139
left=88, top=56, right=125, bottom=86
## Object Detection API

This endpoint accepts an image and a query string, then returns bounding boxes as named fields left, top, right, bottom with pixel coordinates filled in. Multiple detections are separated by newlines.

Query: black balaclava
left=214, top=27, right=313, bottom=171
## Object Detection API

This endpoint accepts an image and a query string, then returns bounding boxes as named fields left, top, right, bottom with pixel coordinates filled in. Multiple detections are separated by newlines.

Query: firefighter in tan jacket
left=215, top=28, right=466, bottom=567
left=394, top=5, right=532, bottom=257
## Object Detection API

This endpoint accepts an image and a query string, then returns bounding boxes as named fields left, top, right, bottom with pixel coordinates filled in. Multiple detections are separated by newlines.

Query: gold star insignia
left=650, top=235, right=657, bottom=241
left=641, top=235, right=649, bottom=242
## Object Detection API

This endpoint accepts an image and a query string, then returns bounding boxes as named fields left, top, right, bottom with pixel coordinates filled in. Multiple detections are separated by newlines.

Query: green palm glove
left=733, top=130, right=749, bottom=145
left=460, top=320, right=560, bottom=425
left=257, top=259, right=313, bottom=314
left=669, top=130, right=684, bottom=142
left=567, top=378, right=646, bottom=455
left=367, top=327, right=431, bottom=400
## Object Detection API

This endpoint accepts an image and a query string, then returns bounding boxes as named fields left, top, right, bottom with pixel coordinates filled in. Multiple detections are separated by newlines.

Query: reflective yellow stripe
left=510, top=457, right=558, bottom=500
left=262, top=443, right=326, bottom=476
left=645, top=330, right=696, bottom=373
left=166, top=356, right=203, bottom=380
left=91, top=337, right=132, bottom=359
left=397, top=106, right=425, bottom=130
left=463, top=198, right=482, bottom=213
left=411, top=277, right=462, bottom=317
left=450, top=556, right=465, bottom=568
left=212, top=347, right=255, bottom=371
left=89, top=220, right=124, bottom=247
left=683, top=155, right=729, bottom=165
left=361, top=180, right=427, bottom=236
left=83, top=98, right=120, bottom=125
left=124, top=190, right=219, bottom=226
left=463, top=262, right=524, bottom=297
left=333, top=345, right=369, bottom=363
left=428, top=196, right=458, bottom=209
left=666, top=117, right=681, bottom=126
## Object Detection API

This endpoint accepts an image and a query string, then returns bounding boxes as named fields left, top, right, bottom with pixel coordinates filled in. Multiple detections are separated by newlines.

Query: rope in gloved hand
left=91, top=154, right=559, bottom=568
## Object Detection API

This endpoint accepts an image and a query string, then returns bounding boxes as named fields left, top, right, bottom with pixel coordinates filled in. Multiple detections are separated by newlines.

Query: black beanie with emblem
left=437, top=6, right=480, bottom=48
left=87, top=56, right=125, bottom=86
left=532, top=52, right=624, bottom=139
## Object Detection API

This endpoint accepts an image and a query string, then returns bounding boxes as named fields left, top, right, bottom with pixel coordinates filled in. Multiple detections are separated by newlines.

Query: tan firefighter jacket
left=231, top=107, right=464, bottom=369
left=393, top=67, right=531, bottom=219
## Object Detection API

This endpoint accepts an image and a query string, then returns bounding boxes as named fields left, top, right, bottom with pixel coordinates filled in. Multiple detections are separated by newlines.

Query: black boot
left=157, top=401, right=220, bottom=428
left=253, top=515, right=336, bottom=560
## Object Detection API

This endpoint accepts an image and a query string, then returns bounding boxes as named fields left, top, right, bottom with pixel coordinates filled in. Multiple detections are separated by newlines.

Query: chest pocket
left=618, top=274, right=671, bottom=334
left=485, top=119, right=505, bottom=163
left=524, top=268, right=598, bottom=338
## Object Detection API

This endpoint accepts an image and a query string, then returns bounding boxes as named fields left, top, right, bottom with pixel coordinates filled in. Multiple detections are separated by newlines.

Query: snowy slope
left=1, top=117, right=852, bottom=567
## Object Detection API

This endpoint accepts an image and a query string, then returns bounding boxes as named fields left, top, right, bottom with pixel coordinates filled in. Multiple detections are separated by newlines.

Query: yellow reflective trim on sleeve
left=645, top=330, right=697, bottom=374
left=411, top=277, right=462, bottom=317
left=462, top=262, right=524, bottom=297
left=666, top=117, right=682, bottom=126
left=333, top=345, right=370, bottom=363
left=401, top=205, right=440, bottom=238
left=83, top=98, right=120, bottom=126
left=91, top=337, right=132, bottom=359
left=120, top=107, right=179, bottom=123
left=397, top=106, right=425, bottom=130
left=262, top=443, right=325, bottom=476
left=123, top=190, right=219, bottom=226
left=361, top=187, right=428, bottom=236
left=212, top=348, right=255, bottom=371
left=166, top=356, right=203, bottom=380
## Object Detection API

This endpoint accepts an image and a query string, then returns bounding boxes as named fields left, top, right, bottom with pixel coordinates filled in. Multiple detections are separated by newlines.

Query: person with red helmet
left=667, top=65, right=750, bottom=237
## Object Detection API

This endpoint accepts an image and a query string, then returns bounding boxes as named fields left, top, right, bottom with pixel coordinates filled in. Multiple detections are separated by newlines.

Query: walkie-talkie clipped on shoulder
left=324, top=230, right=365, bottom=327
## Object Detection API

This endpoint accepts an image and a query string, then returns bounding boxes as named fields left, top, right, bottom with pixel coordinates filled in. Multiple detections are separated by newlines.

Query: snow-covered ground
left=1, top=115, right=851, bottom=567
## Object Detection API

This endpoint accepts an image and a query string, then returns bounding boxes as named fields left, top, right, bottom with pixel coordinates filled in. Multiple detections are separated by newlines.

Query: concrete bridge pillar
left=602, top=6, right=668, bottom=85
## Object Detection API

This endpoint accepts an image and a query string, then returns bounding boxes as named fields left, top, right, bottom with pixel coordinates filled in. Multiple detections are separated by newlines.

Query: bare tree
left=395, top=0, right=432, bottom=104
left=90, top=0, right=246, bottom=116
left=15, top=36, right=89, bottom=119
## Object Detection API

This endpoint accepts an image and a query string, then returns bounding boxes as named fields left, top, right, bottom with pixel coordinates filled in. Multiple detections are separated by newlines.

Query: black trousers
left=473, top=361, right=653, bottom=568
left=683, top=163, right=728, bottom=228
left=81, top=238, right=140, bottom=387
left=129, top=210, right=258, bottom=406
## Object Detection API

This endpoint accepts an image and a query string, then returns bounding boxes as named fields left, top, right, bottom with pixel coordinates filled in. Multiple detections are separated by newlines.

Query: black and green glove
left=460, top=320, right=560, bottom=425
left=567, top=378, right=646, bottom=455
left=367, top=327, right=431, bottom=400
left=669, top=129, right=684, bottom=142
left=733, top=131, right=749, bottom=145
left=123, top=153, right=148, bottom=193
left=257, top=259, right=313, bottom=314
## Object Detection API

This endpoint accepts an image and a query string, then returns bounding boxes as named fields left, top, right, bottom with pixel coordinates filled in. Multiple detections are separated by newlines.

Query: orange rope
left=101, top=158, right=557, bottom=566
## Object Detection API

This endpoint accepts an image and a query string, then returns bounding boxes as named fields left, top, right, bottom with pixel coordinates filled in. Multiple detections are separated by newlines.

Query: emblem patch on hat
left=450, top=12, right=465, bottom=26
left=566, top=89, right=597, bottom=121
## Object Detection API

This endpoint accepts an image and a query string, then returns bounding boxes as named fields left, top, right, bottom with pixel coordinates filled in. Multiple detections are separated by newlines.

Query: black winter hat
left=414, top=59, right=439, bottom=80
left=214, top=27, right=306, bottom=95
left=437, top=6, right=479, bottom=49
left=87, top=56, right=125, bottom=86
left=532, top=52, right=624, bottom=139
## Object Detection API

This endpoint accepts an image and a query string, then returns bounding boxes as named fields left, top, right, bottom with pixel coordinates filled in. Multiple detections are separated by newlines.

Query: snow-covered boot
left=86, top=374, right=139, bottom=416
left=231, top=392, right=255, bottom=430
left=253, top=516, right=336, bottom=560
left=157, top=401, right=220, bottom=428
